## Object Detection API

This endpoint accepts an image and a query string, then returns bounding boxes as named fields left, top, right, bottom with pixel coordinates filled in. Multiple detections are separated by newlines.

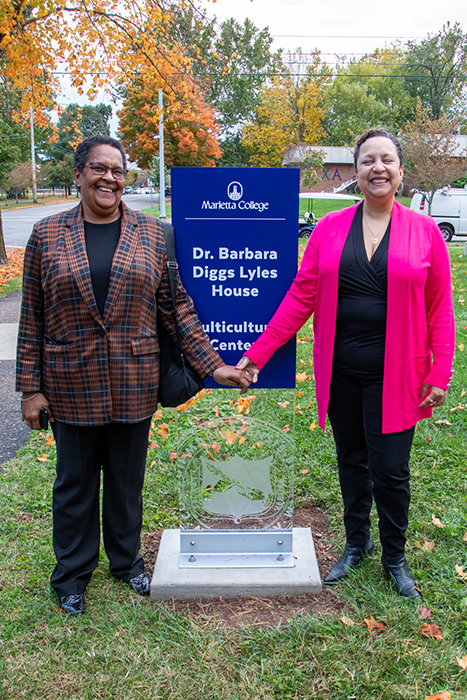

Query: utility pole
left=158, top=89, right=166, bottom=219
left=30, top=107, right=37, bottom=203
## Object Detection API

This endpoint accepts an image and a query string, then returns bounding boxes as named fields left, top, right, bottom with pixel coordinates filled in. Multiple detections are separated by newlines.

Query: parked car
left=410, top=188, right=467, bottom=242
left=298, top=192, right=362, bottom=238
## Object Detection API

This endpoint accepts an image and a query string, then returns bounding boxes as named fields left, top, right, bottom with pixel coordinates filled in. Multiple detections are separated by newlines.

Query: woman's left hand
left=419, top=384, right=448, bottom=409
left=212, top=365, right=251, bottom=394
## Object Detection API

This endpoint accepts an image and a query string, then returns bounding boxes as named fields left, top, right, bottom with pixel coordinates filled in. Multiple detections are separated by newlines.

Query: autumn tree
left=7, top=161, right=32, bottom=202
left=403, top=22, right=467, bottom=120
left=242, top=50, right=327, bottom=167
left=401, top=103, right=467, bottom=214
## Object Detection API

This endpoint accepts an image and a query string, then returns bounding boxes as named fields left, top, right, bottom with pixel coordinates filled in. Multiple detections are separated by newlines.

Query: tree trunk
left=0, top=210, right=9, bottom=266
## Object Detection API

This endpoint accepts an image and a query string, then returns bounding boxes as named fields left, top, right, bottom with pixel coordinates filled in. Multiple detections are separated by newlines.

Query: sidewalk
left=0, top=290, right=30, bottom=467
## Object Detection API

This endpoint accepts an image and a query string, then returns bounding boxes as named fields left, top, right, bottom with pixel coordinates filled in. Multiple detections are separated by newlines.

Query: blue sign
left=171, top=167, right=300, bottom=388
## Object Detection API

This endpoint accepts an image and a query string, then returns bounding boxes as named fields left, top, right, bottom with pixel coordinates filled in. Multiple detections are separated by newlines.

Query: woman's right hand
left=236, top=356, right=260, bottom=387
left=21, top=392, right=53, bottom=431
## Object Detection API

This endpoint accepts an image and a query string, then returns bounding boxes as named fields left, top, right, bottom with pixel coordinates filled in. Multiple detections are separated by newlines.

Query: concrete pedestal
left=150, top=527, right=322, bottom=600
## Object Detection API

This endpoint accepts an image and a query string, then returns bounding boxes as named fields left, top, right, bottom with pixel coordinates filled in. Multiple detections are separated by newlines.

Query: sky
left=60, top=0, right=467, bottom=135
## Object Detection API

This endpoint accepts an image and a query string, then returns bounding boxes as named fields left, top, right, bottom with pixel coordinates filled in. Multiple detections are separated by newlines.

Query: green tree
left=323, top=47, right=416, bottom=145
left=173, top=9, right=280, bottom=165
left=403, top=22, right=467, bottom=119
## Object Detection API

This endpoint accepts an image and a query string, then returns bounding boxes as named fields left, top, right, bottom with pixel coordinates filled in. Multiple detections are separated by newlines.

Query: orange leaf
left=212, top=406, right=220, bottom=418
left=415, top=540, right=434, bottom=552
left=282, top=424, right=290, bottom=433
left=426, top=434, right=432, bottom=443
left=211, top=443, right=221, bottom=452
left=457, top=654, right=467, bottom=671
left=224, top=429, right=237, bottom=445
left=432, top=514, right=445, bottom=528
left=418, top=607, right=433, bottom=619
left=418, top=622, right=444, bottom=640
left=461, top=388, right=466, bottom=398
left=296, top=392, right=303, bottom=398
left=149, top=460, right=155, bottom=469
left=22, top=513, right=33, bottom=521
left=459, top=343, right=465, bottom=351
left=157, top=423, right=169, bottom=440
left=169, top=452, right=177, bottom=461
left=37, top=454, right=48, bottom=462
left=277, top=401, right=290, bottom=408
left=450, top=404, right=465, bottom=412
left=435, top=420, right=452, bottom=425
left=424, top=693, right=451, bottom=700
left=364, top=615, right=386, bottom=632
left=309, top=422, right=317, bottom=431
left=45, top=436, right=55, bottom=446
left=296, top=372, right=310, bottom=383
left=301, top=468, right=309, bottom=474
left=455, top=564, right=467, bottom=581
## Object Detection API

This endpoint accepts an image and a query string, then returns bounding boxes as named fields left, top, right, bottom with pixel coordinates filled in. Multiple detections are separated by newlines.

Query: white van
left=410, top=188, right=467, bottom=241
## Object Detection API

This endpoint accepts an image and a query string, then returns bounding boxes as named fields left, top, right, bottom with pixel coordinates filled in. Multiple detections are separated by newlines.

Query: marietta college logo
left=227, top=181, right=243, bottom=201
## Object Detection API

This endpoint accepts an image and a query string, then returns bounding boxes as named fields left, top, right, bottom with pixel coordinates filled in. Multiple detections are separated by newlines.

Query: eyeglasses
left=84, top=162, right=127, bottom=180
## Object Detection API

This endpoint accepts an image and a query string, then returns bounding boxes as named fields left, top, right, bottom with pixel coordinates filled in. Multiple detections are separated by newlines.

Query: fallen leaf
left=418, top=607, right=433, bottom=619
left=296, top=372, right=311, bottom=383
left=434, top=420, right=452, bottom=425
left=149, top=440, right=158, bottom=449
left=169, top=452, right=177, bottom=461
left=211, top=443, right=221, bottom=452
left=459, top=344, right=465, bottom=351
left=238, top=436, right=246, bottom=444
left=463, top=532, right=467, bottom=543
left=426, top=434, right=432, bottom=443
left=45, top=436, right=55, bottom=446
left=180, top=453, right=191, bottom=459
left=295, top=406, right=304, bottom=415
left=301, top=469, right=309, bottom=475
left=309, top=422, right=317, bottom=431
left=22, top=513, right=33, bottom=521
left=157, top=423, right=169, bottom=440
left=277, top=401, right=290, bottom=408
left=418, top=622, right=444, bottom=640
left=424, top=693, right=452, bottom=700
left=340, top=615, right=355, bottom=626
left=461, top=388, right=466, bottom=398
left=456, top=564, right=467, bottom=580
left=212, top=406, right=220, bottom=418
left=450, top=404, right=465, bottom=412
left=149, top=460, right=155, bottom=469
left=256, top=442, right=263, bottom=448
left=224, top=429, right=238, bottom=445
left=37, top=454, right=48, bottom=462
left=282, top=424, right=291, bottom=433
left=432, top=514, right=446, bottom=529
left=457, top=654, right=467, bottom=671
left=309, top=358, right=313, bottom=366
left=296, top=392, right=303, bottom=398
left=364, top=615, right=386, bottom=632
left=415, top=540, right=434, bottom=552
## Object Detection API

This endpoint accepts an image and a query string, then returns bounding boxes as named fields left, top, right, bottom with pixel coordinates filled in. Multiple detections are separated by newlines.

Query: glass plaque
left=177, top=389, right=294, bottom=568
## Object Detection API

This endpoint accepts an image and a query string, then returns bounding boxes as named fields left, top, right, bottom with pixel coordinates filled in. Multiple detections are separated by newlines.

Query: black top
left=84, top=219, right=121, bottom=317
left=332, top=204, right=390, bottom=376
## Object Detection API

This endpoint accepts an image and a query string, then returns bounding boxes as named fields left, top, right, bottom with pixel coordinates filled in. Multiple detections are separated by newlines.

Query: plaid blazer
left=16, top=204, right=223, bottom=425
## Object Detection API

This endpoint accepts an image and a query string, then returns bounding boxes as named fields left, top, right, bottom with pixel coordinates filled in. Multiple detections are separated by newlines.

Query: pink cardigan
left=246, top=202, right=455, bottom=433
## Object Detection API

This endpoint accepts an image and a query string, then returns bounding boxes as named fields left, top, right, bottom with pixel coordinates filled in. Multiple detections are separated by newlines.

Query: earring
left=355, top=184, right=363, bottom=196
left=397, top=181, right=404, bottom=195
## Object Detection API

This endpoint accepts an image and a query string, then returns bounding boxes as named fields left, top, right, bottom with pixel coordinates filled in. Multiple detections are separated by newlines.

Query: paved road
left=0, top=290, right=30, bottom=467
left=2, top=194, right=159, bottom=248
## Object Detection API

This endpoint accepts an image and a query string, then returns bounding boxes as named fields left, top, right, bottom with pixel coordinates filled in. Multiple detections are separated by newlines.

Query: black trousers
left=50, top=418, right=151, bottom=597
left=327, top=370, right=415, bottom=559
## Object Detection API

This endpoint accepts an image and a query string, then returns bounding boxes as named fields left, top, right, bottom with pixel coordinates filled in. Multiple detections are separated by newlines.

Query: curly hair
left=353, top=128, right=403, bottom=168
left=74, top=135, right=127, bottom=172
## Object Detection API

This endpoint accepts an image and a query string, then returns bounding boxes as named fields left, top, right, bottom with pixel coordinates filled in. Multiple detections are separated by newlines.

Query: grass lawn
left=1, top=245, right=466, bottom=699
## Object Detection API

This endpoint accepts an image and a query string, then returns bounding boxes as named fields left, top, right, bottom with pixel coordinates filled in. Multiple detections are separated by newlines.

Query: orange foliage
left=0, top=249, right=24, bottom=291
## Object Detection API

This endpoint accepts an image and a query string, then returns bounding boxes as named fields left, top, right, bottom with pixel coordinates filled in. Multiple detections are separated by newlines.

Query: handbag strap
left=160, top=221, right=184, bottom=354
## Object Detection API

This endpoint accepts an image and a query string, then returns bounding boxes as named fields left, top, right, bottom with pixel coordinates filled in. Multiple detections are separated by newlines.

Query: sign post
left=150, top=167, right=321, bottom=600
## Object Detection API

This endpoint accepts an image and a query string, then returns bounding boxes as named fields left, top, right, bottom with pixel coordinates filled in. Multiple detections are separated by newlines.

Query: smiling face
left=356, top=136, right=404, bottom=204
left=74, top=144, right=124, bottom=223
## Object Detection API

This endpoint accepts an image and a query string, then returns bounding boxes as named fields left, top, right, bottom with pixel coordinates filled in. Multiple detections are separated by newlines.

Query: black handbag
left=157, top=222, right=204, bottom=408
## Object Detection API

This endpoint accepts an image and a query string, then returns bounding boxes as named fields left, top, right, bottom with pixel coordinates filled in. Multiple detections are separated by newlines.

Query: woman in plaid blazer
left=17, top=135, right=248, bottom=615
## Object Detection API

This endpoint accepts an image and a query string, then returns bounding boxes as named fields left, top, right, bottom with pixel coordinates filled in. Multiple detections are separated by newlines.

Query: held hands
left=212, top=358, right=260, bottom=394
left=21, top=392, right=53, bottom=431
left=419, top=384, right=448, bottom=409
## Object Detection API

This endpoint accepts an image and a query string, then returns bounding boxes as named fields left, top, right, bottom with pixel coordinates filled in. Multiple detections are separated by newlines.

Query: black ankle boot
left=324, top=537, right=375, bottom=584
left=381, top=557, right=421, bottom=599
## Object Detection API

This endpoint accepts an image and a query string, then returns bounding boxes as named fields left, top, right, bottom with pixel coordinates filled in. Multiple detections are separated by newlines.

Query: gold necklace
left=363, top=213, right=389, bottom=245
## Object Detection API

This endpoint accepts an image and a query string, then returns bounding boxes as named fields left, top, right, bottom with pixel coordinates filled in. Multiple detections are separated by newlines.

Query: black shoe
left=324, top=537, right=375, bottom=584
left=58, top=593, right=85, bottom=615
left=382, top=557, right=421, bottom=599
left=127, top=572, right=151, bottom=596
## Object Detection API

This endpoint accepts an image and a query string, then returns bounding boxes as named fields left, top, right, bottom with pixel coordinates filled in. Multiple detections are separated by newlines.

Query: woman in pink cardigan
left=238, top=128, right=454, bottom=598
